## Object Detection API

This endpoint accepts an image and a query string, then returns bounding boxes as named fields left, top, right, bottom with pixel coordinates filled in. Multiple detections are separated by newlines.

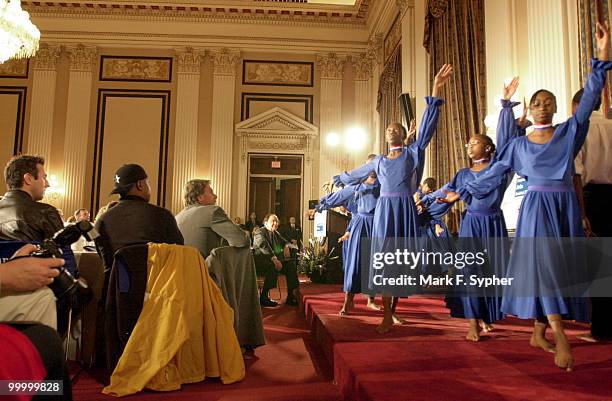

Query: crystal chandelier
left=0, top=0, right=40, bottom=64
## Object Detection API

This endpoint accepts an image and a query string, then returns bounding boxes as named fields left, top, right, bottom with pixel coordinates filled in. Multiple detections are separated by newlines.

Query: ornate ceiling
left=23, top=0, right=371, bottom=26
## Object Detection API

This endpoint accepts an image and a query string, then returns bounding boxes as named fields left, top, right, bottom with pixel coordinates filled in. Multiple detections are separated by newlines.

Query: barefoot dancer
left=438, top=77, right=527, bottom=341
left=444, top=23, right=611, bottom=370
left=333, top=64, right=453, bottom=333
left=317, top=156, right=380, bottom=315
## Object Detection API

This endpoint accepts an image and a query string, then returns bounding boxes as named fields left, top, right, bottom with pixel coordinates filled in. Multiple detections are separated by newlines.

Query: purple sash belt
left=380, top=191, right=412, bottom=197
left=528, top=185, right=573, bottom=193
left=466, top=209, right=499, bottom=217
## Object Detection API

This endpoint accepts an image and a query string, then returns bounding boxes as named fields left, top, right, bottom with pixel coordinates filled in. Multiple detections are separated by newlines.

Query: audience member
left=94, top=164, right=183, bottom=271
left=0, top=155, right=63, bottom=241
left=245, top=212, right=260, bottom=235
left=176, top=179, right=249, bottom=259
left=573, top=88, right=612, bottom=342
left=279, top=216, right=302, bottom=250
left=253, top=214, right=299, bottom=307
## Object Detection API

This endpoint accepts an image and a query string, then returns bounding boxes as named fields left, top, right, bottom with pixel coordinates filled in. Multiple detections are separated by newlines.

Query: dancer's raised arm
left=415, top=64, right=452, bottom=151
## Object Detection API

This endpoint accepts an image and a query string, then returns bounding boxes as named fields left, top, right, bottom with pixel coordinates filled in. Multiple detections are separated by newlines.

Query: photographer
left=0, top=155, right=64, bottom=242
left=0, top=244, right=62, bottom=328
left=0, top=245, right=73, bottom=400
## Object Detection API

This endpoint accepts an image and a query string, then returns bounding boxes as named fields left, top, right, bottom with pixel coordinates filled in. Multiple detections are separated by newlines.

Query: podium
left=314, top=209, right=350, bottom=284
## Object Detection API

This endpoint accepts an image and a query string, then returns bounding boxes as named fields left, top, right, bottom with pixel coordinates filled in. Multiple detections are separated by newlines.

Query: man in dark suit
left=280, top=216, right=302, bottom=251
left=94, top=164, right=184, bottom=271
left=253, top=214, right=299, bottom=307
left=176, top=179, right=250, bottom=259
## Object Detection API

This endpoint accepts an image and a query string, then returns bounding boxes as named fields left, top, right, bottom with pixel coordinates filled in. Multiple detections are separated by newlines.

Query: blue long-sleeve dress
left=317, top=182, right=379, bottom=293
left=334, top=96, right=444, bottom=295
left=444, top=98, right=523, bottom=323
left=456, top=59, right=612, bottom=321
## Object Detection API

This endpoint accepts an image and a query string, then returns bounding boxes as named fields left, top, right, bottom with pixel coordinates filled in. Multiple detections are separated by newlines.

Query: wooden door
left=278, top=178, right=301, bottom=226
left=249, top=177, right=275, bottom=223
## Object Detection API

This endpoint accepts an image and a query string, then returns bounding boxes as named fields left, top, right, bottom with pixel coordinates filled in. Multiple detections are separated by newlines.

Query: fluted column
left=61, top=44, right=97, bottom=215
left=171, top=48, right=202, bottom=213
left=209, top=48, right=240, bottom=212
left=27, top=44, right=61, bottom=161
left=367, top=35, right=384, bottom=154
left=316, top=53, right=346, bottom=193
left=352, top=53, right=374, bottom=167
left=526, top=0, right=573, bottom=120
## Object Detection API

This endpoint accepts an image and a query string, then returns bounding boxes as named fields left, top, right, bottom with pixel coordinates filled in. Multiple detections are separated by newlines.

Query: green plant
left=297, top=237, right=339, bottom=279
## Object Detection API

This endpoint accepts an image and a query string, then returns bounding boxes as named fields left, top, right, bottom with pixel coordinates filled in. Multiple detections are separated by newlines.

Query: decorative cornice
left=66, top=44, right=98, bottom=72
left=175, top=47, right=202, bottom=74
left=32, top=44, right=62, bottom=71
left=316, top=53, right=346, bottom=80
left=210, top=48, right=241, bottom=76
left=351, top=52, right=374, bottom=80
left=21, top=1, right=372, bottom=29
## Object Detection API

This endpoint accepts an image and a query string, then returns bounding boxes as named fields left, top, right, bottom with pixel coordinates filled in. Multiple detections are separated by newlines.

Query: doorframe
left=235, top=107, right=318, bottom=240
left=247, top=154, right=304, bottom=226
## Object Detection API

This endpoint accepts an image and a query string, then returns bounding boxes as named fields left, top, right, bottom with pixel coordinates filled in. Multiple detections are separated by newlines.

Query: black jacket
left=0, top=190, right=64, bottom=242
left=252, top=227, right=289, bottom=259
left=94, top=196, right=184, bottom=270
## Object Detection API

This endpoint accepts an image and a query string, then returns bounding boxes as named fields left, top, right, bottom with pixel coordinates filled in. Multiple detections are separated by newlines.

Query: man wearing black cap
left=94, top=164, right=184, bottom=270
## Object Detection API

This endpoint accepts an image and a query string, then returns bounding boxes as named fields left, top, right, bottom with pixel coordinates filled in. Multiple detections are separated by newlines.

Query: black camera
left=32, top=220, right=99, bottom=298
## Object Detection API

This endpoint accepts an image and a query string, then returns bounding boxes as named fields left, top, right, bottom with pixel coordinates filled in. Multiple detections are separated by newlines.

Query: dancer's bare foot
left=377, top=316, right=394, bottom=334
left=339, top=301, right=353, bottom=316
left=577, top=333, right=598, bottom=343
left=553, top=331, right=574, bottom=372
left=530, top=332, right=555, bottom=353
left=479, top=320, right=493, bottom=332
left=392, top=314, right=406, bottom=325
left=340, top=293, right=354, bottom=316
left=367, top=300, right=381, bottom=311
left=466, top=319, right=480, bottom=342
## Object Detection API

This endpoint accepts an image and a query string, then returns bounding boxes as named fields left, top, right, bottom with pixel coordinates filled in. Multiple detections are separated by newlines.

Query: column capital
left=175, top=47, right=203, bottom=74
left=351, top=53, right=374, bottom=81
left=316, top=53, right=347, bottom=80
left=210, top=48, right=241, bottom=76
left=65, top=44, right=98, bottom=72
left=32, top=43, right=62, bottom=71
left=396, top=0, right=413, bottom=16
left=367, top=35, right=384, bottom=65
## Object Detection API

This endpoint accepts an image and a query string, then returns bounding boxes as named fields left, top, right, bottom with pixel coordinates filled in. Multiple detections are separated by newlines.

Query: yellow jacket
left=103, top=244, right=245, bottom=397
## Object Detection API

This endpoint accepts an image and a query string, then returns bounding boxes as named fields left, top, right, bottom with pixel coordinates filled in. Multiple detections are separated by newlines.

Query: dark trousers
left=11, top=323, right=73, bottom=401
left=584, top=183, right=612, bottom=339
left=255, top=256, right=299, bottom=300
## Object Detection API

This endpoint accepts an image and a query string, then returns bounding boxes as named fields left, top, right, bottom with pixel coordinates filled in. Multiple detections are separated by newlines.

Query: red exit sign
left=271, top=160, right=281, bottom=168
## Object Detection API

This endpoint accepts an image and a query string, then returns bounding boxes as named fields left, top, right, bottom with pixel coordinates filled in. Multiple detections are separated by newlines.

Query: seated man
left=176, top=179, right=249, bottom=259
left=0, top=155, right=63, bottom=241
left=252, top=214, right=299, bottom=307
left=94, top=164, right=184, bottom=271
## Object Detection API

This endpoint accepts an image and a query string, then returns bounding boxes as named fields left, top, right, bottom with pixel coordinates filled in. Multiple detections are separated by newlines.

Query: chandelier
left=0, top=0, right=40, bottom=64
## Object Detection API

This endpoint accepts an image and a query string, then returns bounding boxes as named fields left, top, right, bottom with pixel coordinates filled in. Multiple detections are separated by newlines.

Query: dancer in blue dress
left=438, top=77, right=526, bottom=341
left=333, top=64, right=453, bottom=333
left=442, top=22, right=611, bottom=371
left=317, top=155, right=381, bottom=315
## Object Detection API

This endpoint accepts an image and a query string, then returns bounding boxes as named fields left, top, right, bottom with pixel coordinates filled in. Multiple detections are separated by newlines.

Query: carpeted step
left=216, top=382, right=342, bottom=401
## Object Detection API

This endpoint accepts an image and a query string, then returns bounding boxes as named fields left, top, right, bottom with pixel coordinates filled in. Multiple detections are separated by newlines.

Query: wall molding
left=91, top=89, right=171, bottom=212
left=0, top=86, right=28, bottom=156
left=241, top=92, right=314, bottom=123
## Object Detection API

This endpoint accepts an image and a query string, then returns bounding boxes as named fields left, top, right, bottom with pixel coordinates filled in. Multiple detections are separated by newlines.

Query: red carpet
left=71, top=305, right=340, bottom=401
left=71, top=285, right=612, bottom=400
left=300, top=284, right=612, bottom=401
